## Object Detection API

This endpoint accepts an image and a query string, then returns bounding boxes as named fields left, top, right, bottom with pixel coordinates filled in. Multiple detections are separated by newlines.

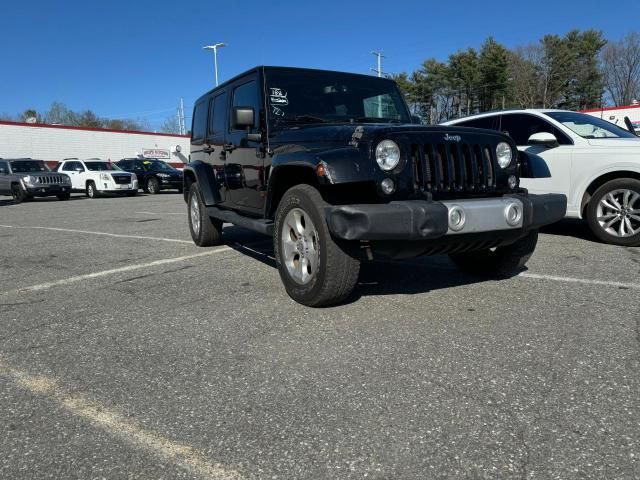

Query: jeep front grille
left=412, top=142, right=496, bottom=196
left=35, top=175, right=67, bottom=185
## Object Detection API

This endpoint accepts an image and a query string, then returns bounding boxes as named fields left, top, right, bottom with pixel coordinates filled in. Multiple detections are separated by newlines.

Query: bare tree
left=602, top=33, right=640, bottom=106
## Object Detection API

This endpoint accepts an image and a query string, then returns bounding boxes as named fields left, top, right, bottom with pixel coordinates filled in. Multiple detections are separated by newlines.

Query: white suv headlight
left=496, top=142, right=513, bottom=168
left=375, top=140, right=401, bottom=171
left=100, top=173, right=111, bottom=181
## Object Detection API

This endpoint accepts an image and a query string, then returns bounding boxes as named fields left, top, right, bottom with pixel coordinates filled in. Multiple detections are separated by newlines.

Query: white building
left=0, top=121, right=191, bottom=168
left=580, top=103, right=640, bottom=133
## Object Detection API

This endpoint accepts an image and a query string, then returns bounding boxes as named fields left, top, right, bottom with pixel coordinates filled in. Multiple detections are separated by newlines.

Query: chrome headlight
left=100, top=173, right=111, bottom=181
left=21, top=175, right=35, bottom=186
left=375, top=140, right=401, bottom=171
left=496, top=142, right=513, bottom=169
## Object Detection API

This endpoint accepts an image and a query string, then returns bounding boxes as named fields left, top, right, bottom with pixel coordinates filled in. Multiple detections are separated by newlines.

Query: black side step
left=206, top=206, right=274, bottom=236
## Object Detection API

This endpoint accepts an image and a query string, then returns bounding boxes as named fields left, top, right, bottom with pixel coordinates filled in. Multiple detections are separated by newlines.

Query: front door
left=61, top=161, right=86, bottom=190
left=499, top=113, right=574, bottom=196
left=224, top=77, right=264, bottom=213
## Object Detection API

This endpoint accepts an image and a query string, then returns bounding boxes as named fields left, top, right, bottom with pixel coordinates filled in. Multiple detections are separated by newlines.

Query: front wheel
left=586, top=178, right=640, bottom=246
left=449, top=230, right=538, bottom=277
left=146, top=177, right=160, bottom=194
left=274, top=184, right=360, bottom=307
left=188, top=183, right=222, bottom=246
left=86, top=181, right=99, bottom=198
left=11, top=184, right=30, bottom=203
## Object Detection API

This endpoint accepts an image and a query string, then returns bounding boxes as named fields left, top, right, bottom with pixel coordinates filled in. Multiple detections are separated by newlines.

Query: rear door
left=224, top=75, right=264, bottom=212
left=0, top=161, right=9, bottom=194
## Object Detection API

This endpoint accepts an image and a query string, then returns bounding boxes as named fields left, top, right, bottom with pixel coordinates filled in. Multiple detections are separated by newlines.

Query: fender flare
left=183, top=161, right=221, bottom=206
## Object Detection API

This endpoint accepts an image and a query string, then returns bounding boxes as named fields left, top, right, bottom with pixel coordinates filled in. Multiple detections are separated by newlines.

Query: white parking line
left=0, top=359, right=242, bottom=480
left=6, top=248, right=232, bottom=294
left=136, top=211, right=185, bottom=216
left=519, top=272, right=640, bottom=290
left=0, top=224, right=192, bottom=244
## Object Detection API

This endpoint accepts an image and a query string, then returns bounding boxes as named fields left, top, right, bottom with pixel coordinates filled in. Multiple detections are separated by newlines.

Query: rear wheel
left=449, top=230, right=538, bottom=277
left=86, top=181, right=99, bottom=198
left=146, top=177, right=160, bottom=194
left=11, top=184, right=29, bottom=203
left=188, top=183, right=222, bottom=246
left=274, top=184, right=360, bottom=307
left=586, top=178, right=640, bottom=246
left=57, top=193, right=71, bottom=201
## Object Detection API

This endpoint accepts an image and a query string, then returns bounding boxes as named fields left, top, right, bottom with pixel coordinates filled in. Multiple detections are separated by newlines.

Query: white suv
left=444, top=109, right=640, bottom=246
left=56, top=159, right=138, bottom=198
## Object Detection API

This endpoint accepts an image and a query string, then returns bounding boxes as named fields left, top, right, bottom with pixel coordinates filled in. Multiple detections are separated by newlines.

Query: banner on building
left=142, top=148, right=170, bottom=159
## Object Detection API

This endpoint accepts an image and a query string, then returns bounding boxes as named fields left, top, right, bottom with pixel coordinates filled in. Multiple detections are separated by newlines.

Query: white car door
left=498, top=113, right=573, bottom=196
left=60, top=161, right=84, bottom=190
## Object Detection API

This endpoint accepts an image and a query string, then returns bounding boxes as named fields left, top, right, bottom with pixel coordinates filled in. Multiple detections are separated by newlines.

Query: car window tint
left=456, top=116, right=500, bottom=130
left=210, top=93, right=228, bottom=140
left=62, top=162, right=74, bottom=171
left=232, top=81, right=258, bottom=129
left=0, top=161, right=8, bottom=173
left=500, top=114, right=571, bottom=145
left=191, top=101, right=208, bottom=143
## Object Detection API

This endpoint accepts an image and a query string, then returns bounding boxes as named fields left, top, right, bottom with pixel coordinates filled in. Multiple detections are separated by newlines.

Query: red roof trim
left=580, top=104, right=640, bottom=114
left=0, top=120, right=190, bottom=138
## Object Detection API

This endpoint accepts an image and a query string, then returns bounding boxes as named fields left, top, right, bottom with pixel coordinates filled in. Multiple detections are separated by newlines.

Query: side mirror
left=411, top=115, right=422, bottom=125
left=231, top=106, right=254, bottom=130
left=75, top=167, right=84, bottom=172
left=528, top=132, right=559, bottom=148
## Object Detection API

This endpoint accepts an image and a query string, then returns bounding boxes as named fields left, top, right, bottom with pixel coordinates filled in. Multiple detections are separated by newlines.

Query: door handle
left=203, top=145, right=215, bottom=154
left=223, top=143, right=236, bottom=152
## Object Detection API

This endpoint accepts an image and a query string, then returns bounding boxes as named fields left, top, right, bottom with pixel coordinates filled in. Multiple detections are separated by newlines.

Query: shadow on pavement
left=540, top=218, right=596, bottom=242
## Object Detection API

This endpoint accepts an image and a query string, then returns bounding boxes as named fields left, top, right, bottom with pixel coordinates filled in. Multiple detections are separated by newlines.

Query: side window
left=209, top=93, right=228, bottom=141
left=457, top=116, right=500, bottom=130
left=500, top=114, right=571, bottom=146
left=0, top=161, right=8, bottom=173
left=120, top=161, right=130, bottom=170
left=231, top=81, right=258, bottom=130
left=61, top=162, right=73, bottom=171
left=191, top=100, right=208, bottom=144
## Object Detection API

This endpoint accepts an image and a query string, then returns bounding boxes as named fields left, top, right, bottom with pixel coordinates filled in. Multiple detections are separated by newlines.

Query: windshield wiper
left=281, top=115, right=328, bottom=124
left=350, top=116, right=403, bottom=124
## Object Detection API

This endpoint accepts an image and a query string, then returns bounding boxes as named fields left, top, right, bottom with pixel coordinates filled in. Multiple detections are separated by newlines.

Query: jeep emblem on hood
left=444, top=134, right=462, bottom=142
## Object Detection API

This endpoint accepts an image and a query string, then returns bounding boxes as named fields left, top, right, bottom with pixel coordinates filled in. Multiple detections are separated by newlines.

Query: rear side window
left=232, top=81, right=258, bottom=130
left=191, top=101, right=208, bottom=144
left=208, top=93, right=228, bottom=140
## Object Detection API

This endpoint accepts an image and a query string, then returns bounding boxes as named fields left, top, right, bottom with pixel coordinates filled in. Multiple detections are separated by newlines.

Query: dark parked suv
left=0, top=158, right=72, bottom=202
left=116, top=158, right=183, bottom=194
left=184, top=66, right=567, bottom=306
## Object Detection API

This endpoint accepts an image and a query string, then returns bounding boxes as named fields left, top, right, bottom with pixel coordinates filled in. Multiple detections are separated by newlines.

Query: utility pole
left=178, top=98, right=186, bottom=135
left=203, top=43, right=226, bottom=86
left=371, top=51, right=385, bottom=77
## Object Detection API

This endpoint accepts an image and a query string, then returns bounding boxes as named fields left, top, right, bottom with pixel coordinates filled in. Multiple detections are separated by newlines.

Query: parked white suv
left=56, top=158, right=138, bottom=198
left=444, top=109, right=640, bottom=246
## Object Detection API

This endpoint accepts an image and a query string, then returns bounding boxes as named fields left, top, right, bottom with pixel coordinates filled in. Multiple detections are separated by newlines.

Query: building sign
left=142, top=148, right=170, bottom=159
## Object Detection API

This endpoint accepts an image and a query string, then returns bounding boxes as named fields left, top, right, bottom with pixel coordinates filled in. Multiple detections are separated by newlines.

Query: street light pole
left=203, top=43, right=226, bottom=86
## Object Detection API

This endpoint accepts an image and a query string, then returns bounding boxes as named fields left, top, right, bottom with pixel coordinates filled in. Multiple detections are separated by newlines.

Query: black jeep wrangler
left=184, top=66, right=566, bottom=307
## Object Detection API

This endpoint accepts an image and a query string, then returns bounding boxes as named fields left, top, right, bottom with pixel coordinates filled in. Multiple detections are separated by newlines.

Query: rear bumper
left=325, top=193, right=567, bottom=241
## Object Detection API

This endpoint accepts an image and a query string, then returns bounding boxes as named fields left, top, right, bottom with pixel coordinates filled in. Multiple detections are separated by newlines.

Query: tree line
left=0, top=102, right=153, bottom=132
left=391, top=31, right=640, bottom=123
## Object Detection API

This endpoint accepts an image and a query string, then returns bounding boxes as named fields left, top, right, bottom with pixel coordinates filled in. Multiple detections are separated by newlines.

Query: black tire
left=56, top=193, right=71, bottom=201
left=86, top=181, right=99, bottom=198
left=450, top=230, right=539, bottom=277
left=274, top=184, right=360, bottom=307
left=188, top=183, right=222, bottom=246
left=11, top=184, right=29, bottom=203
left=585, top=178, right=640, bottom=247
left=146, top=177, right=160, bottom=194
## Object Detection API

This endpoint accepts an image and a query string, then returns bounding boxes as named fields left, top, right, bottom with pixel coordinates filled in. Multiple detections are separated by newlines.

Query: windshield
left=545, top=111, right=638, bottom=139
left=265, top=69, right=410, bottom=128
left=11, top=160, right=50, bottom=173
left=85, top=162, right=122, bottom=171
left=142, top=160, right=172, bottom=171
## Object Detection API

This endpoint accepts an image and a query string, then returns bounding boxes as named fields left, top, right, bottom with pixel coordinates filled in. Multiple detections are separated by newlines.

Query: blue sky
left=1, top=0, right=638, bottom=130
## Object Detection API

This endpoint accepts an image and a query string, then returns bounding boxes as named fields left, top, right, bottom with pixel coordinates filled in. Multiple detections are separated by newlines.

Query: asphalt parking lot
left=0, top=192, right=638, bottom=479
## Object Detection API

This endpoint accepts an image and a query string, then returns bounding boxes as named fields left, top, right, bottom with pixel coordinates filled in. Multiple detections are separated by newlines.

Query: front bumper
left=25, top=184, right=71, bottom=196
left=325, top=193, right=567, bottom=241
left=159, top=177, right=183, bottom=189
left=97, top=180, right=139, bottom=192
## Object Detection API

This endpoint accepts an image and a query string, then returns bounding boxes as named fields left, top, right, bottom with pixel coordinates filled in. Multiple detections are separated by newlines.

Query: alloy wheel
left=190, top=194, right=201, bottom=236
left=281, top=208, right=319, bottom=284
left=596, top=188, right=640, bottom=238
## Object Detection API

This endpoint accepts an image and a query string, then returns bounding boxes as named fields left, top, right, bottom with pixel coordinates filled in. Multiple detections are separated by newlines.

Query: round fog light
left=380, top=178, right=395, bottom=195
left=508, top=175, right=518, bottom=189
left=448, top=206, right=466, bottom=231
left=504, top=203, right=522, bottom=226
